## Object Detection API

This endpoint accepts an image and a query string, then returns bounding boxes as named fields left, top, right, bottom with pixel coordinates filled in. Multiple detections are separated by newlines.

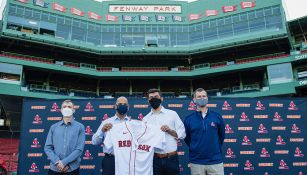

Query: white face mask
left=61, top=107, right=73, bottom=117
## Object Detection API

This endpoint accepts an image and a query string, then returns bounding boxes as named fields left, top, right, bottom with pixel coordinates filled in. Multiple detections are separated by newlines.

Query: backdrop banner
left=18, top=98, right=307, bottom=175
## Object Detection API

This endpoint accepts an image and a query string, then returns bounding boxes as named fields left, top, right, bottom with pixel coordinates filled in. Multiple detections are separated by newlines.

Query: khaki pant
left=190, top=163, right=224, bottom=175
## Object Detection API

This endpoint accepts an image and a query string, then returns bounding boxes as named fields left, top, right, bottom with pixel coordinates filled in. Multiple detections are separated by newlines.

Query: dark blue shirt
left=184, top=109, right=225, bottom=165
left=44, top=119, right=85, bottom=172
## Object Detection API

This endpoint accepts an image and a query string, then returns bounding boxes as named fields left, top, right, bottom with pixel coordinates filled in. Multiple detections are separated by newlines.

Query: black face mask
left=116, top=104, right=128, bottom=115
left=149, top=98, right=162, bottom=109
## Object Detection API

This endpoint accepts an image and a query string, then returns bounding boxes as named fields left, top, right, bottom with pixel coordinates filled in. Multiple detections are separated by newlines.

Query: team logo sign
left=50, top=102, right=60, bottom=112
left=258, top=123, right=268, bottom=133
left=32, top=114, right=42, bottom=124
left=255, top=101, right=265, bottom=110
left=291, top=124, right=301, bottom=133
left=240, top=112, right=249, bottom=122
left=31, top=138, right=41, bottom=148
left=279, top=159, right=289, bottom=169
left=260, top=147, right=270, bottom=157
left=288, top=101, right=298, bottom=110
left=29, top=162, right=39, bottom=172
left=242, top=136, right=252, bottom=145
left=225, top=124, right=234, bottom=134
left=85, top=102, right=94, bottom=112
left=188, top=101, right=196, bottom=110
left=85, top=126, right=94, bottom=135
left=225, top=148, right=236, bottom=158
left=138, top=113, right=144, bottom=121
left=222, top=101, right=232, bottom=110
left=294, top=147, right=304, bottom=157
left=244, top=160, right=254, bottom=170
left=276, top=135, right=286, bottom=145
left=83, top=150, right=93, bottom=160
left=273, top=112, right=283, bottom=122
left=102, top=114, right=109, bottom=121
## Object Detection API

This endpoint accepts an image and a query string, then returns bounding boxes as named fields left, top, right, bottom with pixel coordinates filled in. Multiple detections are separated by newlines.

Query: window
left=41, top=13, right=49, bottom=21
left=33, top=10, right=41, bottom=20
left=267, top=63, right=293, bottom=84
left=256, top=9, right=264, bottom=18
left=71, top=27, right=85, bottom=42
left=265, top=15, right=282, bottom=29
left=249, top=17, right=265, bottom=31
left=210, top=19, right=217, bottom=27
left=233, top=21, right=249, bottom=35
left=57, top=16, right=64, bottom=25
left=272, top=6, right=281, bottom=15
left=203, top=27, right=217, bottom=41
left=56, top=25, right=70, bottom=40
left=240, top=13, right=248, bottom=21
left=16, top=6, right=24, bottom=17
left=264, top=7, right=272, bottom=16
left=218, top=24, right=233, bottom=38
left=248, top=11, right=256, bottom=20
left=8, top=4, right=17, bottom=15
left=87, top=29, right=101, bottom=45
left=225, top=17, right=232, bottom=24
left=232, top=14, right=239, bottom=23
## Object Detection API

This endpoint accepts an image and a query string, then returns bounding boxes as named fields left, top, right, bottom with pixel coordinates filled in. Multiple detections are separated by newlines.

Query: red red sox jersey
left=104, top=120, right=165, bottom=175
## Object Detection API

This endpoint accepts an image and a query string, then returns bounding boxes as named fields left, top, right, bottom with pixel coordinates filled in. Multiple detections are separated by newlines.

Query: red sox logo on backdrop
left=242, top=136, right=252, bottom=145
left=31, top=138, right=41, bottom=148
left=225, top=124, right=234, bottom=133
left=83, top=150, right=93, bottom=160
left=258, top=123, right=268, bottom=133
left=240, top=112, right=249, bottom=122
left=32, top=114, right=42, bottom=124
left=260, top=147, right=270, bottom=157
left=244, top=160, right=254, bottom=170
left=276, top=135, right=286, bottom=145
left=138, top=113, right=144, bottom=120
left=85, top=102, right=94, bottom=112
left=291, top=124, right=301, bottom=133
left=279, top=159, right=289, bottom=169
left=288, top=101, right=298, bottom=110
left=179, top=164, right=183, bottom=172
left=85, top=126, right=94, bottom=135
left=29, top=162, right=39, bottom=172
left=273, top=112, right=283, bottom=122
left=50, top=102, right=60, bottom=112
left=255, top=101, right=265, bottom=110
left=188, top=101, right=196, bottom=110
left=222, top=101, right=232, bottom=110
left=294, top=147, right=304, bottom=157
left=102, top=114, right=109, bottom=121
left=225, top=148, right=236, bottom=158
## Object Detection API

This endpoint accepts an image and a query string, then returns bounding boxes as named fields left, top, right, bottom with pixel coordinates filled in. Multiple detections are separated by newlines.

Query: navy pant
left=102, top=154, right=115, bottom=175
left=48, top=168, right=79, bottom=175
left=153, top=154, right=180, bottom=175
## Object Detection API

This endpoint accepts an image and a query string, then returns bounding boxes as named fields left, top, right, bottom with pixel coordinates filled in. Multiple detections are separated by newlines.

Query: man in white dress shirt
left=92, top=96, right=130, bottom=175
left=143, top=88, right=186, bottom=175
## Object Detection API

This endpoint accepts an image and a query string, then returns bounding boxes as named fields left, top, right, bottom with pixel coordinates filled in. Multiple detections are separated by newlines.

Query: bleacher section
left=0, top=51, right=293, bottom=72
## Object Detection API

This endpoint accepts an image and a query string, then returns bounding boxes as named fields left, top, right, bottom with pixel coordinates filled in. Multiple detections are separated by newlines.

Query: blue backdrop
left=18, top=98, right=307, bottom=175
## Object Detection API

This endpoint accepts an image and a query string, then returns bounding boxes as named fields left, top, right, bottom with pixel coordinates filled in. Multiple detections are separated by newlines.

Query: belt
left=154, top=151, right=177, bottom=158
left=104, top=153, right=114, bottom=157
